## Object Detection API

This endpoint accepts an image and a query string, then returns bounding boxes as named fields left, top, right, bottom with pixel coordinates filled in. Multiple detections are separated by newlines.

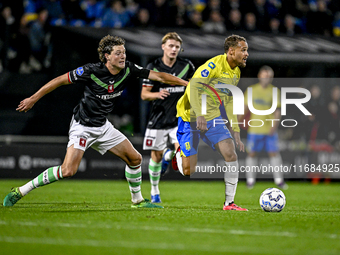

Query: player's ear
left=161, top=43, right=165, bottom=51
left=228, top=47, right=235, bottom=56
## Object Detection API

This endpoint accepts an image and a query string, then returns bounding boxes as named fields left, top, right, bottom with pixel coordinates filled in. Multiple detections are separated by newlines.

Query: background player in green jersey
left=141, top=32, right=195, bottom=203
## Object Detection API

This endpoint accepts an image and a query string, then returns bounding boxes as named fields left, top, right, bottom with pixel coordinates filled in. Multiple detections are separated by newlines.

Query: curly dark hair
left=224, top=35, right=246, bottom=53
left=98, top=35, right=125, bottom=63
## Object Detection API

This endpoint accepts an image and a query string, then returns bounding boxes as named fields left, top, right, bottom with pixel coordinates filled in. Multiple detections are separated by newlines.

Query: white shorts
left=67, top=116, right=127, bottom=155
left=143, top=127, right=178, bottom=151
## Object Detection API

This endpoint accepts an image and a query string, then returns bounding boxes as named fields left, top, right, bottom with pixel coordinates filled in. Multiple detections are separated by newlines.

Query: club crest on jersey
left=79, top=138, right=87, bottom=148
left=108, top=85, right=114, bottom=93
left=201, top=69, right=209, bottom=77
left=146, top=139, right=153, bottom=146
left=76, top=67, right=84, bottom=76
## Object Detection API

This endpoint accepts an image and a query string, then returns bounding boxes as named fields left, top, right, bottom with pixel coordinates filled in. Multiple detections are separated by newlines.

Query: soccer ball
left=259, top=188, right=286, bottom=212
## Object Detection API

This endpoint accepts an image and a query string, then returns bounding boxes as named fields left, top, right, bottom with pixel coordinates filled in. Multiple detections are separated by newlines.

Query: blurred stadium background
left=1, top=0, right=340, bottom=181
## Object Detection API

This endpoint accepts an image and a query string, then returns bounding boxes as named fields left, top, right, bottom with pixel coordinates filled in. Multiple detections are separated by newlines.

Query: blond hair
left=161, top=32, right=183, bottom=45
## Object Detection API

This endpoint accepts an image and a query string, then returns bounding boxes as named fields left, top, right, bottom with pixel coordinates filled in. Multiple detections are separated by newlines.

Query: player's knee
left=182, top=167, right=190, bottom=176
left=225, top=152, right=237, bottom=162
left=151, top=150, right=163, bottom=163
left=128, top=152, right=142, bottom=166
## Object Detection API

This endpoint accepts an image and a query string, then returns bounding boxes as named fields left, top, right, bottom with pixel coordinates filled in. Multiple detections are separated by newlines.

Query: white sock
left=245, top=156, right=257, bottom=185
left=176, top=151, right=184, bottom=176
left=224, top=161, right=239, bottom=205
left=164, top=149, right=175, bottom=161
left=270, top=154, right=284, bottom=185
left=149, top=158, right=161, bottom=196
left=125, top=164, right=143, bottom=203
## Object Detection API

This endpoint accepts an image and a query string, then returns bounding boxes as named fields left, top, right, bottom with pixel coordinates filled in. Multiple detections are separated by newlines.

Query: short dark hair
left=98, top=35, right=125, bottom=63
left=224, top=34, right=247, bottom=53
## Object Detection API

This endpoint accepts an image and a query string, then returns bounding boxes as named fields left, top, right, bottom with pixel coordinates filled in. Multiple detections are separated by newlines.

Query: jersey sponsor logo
left=76, top=67, right=84, bottom=76
left=201, top=69, right=209, bottom=77
left=79, top=138, right=87, bottom=148
left=72, top=70, right=78, bottom=81
left=96, top=90, right=123, bottom=100
left=108, top=85, right=114, bottom=93
left=217, top=88, right=231, bottom=95
left=208, top=62, right=216, bottom=69
left=161, top=87, right=185, bottom=93
left=146, top=139, right=153, bottom=146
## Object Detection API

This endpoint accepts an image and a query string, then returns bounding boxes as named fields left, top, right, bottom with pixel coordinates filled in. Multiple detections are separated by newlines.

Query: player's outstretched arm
left=16, top=73, right=71, bottom=112
left=141, top=86, right=170, bottom=101
left=148, top=70, right=188, bottom=87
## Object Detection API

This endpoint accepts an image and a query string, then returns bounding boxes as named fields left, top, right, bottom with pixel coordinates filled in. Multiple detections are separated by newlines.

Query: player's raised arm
left=16, top=73, right=71, bottom=112
left=148, top=70, right=188, bottom=87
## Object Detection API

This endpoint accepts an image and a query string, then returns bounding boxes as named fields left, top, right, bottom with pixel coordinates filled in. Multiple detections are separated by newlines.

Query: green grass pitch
left=0, top=179, right=339, bottom=255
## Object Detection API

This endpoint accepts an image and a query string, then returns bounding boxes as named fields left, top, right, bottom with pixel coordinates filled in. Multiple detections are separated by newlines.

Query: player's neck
left=162, top=56, right=176, bottom=68
left=106, top=62, right=122, bottom=75
left=226, top=55, right=237, bottom=69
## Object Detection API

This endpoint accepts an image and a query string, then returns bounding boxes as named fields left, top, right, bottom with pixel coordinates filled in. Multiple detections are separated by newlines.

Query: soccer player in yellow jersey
left=242, top=66, right=287, bottom=189
left=173, top=34, right=249, bottom=211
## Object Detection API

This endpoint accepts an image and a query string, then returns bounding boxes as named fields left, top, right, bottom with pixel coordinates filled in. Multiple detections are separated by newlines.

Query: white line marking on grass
left=0, top=220, right=337, bottom=240
left=0, top=236, right=268, bottom=254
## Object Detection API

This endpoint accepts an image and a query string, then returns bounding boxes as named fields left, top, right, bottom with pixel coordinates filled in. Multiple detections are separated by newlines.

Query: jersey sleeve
left=129, top=62, right=150, bottom=80
left=189, top=60, right=218, bottom=116
left=186, top=59, right=196, bottom=80
left=68, top=64, right=93, bottom=83
left=142, top=62, right=154, bottom=88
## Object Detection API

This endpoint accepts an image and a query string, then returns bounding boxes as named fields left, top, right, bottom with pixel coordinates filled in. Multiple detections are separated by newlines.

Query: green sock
left=149, top=158, right=161, bottom=195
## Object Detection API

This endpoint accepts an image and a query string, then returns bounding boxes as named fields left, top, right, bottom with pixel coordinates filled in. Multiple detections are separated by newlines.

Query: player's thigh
left=265, top=133, right=279, bottom=153
left=108, top=139, right=141, bottom=166
left=92, top=120, right=127, bottom=155
left=177, top=118, right=200, bottom=157
left=168, top=126, right=178, bottom=145
left=202, top=117, right=234, bottom=159
left=246, top=133, right=265, bottom=153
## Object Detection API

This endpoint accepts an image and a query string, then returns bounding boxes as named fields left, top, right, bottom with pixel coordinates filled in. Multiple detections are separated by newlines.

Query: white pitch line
left=0, top=236, right=268, bottom=254
left=0, top=220, right=297, bottom=238
left=0, top=220, right=338, bottom=239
